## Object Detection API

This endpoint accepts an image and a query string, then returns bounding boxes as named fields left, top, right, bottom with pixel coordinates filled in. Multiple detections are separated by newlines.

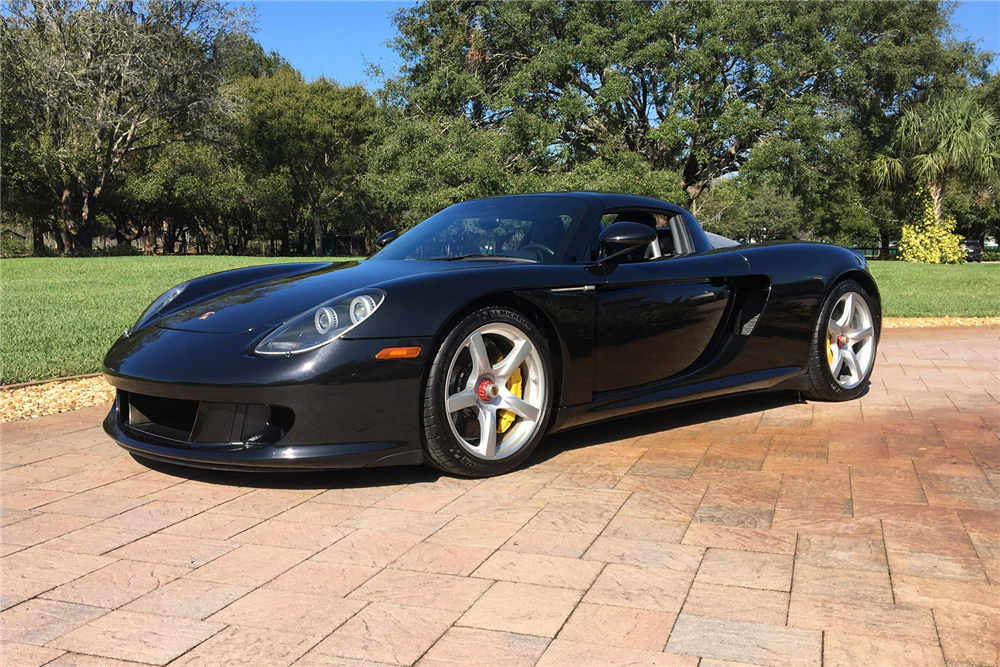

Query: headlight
left=255, top=289, right=385, bottom=356
left=133, top=282, right=189, bottom=330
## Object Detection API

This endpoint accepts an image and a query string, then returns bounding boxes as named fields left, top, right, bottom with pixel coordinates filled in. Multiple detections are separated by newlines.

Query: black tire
left=803, top=279, right=879, bottom=401
left=422, top=305, right=553, bottom=477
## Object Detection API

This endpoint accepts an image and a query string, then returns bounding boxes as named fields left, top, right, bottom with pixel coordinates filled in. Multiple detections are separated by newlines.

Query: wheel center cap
left=837, top=334, right=848, bottom=348
left=477, top=378, right=499, bottom=402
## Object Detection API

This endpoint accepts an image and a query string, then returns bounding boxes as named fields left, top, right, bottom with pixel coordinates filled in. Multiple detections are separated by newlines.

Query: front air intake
left=119, top=391, right=293, bottom=449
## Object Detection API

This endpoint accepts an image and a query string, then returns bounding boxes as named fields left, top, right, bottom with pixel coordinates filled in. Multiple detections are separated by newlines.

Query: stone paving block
left=500, top=526, right=597, bottom=558
left=414, top=627, right=549, bottom=667
left=0, top=598, right=109, bottom=645
left=822, top=632, right=946, bottom=667
left=665, top=614, right=822, bottom=667
left=209, top=587, right=365, bottom=635
left=886, top=549, right=989, bottom=583
left=51, top=609, right=225, bottom=665
left=390, top=541, right=493, bottom=576
left=160, top=511, right=263, bottom=540
left=265, top=559, right=380, bottom=598
left=0, top=641, right=65, bottom=667
left=933, top=602, right=1000, bottom=667
left=33, top=491, right=150, bottom=519
left=424, top=515, right=525, bottom=549
left=230, top=519, right=352, bottom=551
left=695, top=548, right=793, bottom=592
left=790, top=564, right=893, bottom=603
left=794, top=534, right=888, bottom=572
left=313, top=602, right=459, bottom=665
left=39, top=524, right=148, bottom=556
left=458, top=581, right=582, bottom=637
left=273, top=501, right=363, bottom=526
left=98, top=501, right=209, bottom=533
left=556, top=602, right=676, bottom=651
left=600, top=515, right=689, bottom=543
left=536, top=639, right=697, bottom=667
left=583, top=536, right=703, bottom=572
left=523, top=502, right=619, bottom=535
left=788, top=593, right=938, bottom=644
left=41, top=559, right=188, bottom=609
left=680, top=523, right=796, bottom=555
left=143, top=480, right=250, bottom=506
left=1, top=512, right=97, bottom=547
left=349, top=568, right=492, bottom=611
left=211, top=488, right=317, bottom=519
left=311, top=529, right=422, bottom=568
left=107, top=532, right=236, bottom=567
left=680, top=582, right=789, bottom=625
left=374, top=489, right=458, bottom=513
left=341, top=507, right=454, bottom=537
left=185, top=544, right=312, bottom=587
left=891, top=574, right=1000, bottom=611
left=122, top=578, right=251, bottom=620
left=167, top=625, right=319, bottom=667
left=583, top=563, right=693, bottom=613
left=1, top=546, right=116, bottom=589
left=473, top=549, right=604, bottom=589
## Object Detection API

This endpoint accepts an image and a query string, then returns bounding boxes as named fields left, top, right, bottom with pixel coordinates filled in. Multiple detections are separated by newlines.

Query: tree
left=2, top=0, right=246, bottom=253
left=872, top=97, right=1000, bottom=226
left=239, top=71, right=377, bottom=255
left=384, top=1, right=979, bottom=210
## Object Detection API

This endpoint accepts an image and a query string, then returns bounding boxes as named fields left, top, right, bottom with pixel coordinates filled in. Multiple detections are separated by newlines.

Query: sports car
left=103, top=192, right=881, bottom=477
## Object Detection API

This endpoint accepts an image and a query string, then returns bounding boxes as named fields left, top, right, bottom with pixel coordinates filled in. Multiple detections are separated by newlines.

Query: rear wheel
left=422, top=306, right=553, bottom=477
left=804, top=279, right=878, bottom=401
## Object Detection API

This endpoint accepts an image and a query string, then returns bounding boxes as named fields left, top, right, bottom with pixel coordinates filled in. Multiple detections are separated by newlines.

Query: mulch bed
left=2, top=317, right=997, bottom=422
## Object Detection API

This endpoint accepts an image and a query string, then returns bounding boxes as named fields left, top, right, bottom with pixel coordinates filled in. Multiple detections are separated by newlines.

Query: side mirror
left=376, top=230, right=398, bottom=248
left=598, top=222, right=657, bottom=264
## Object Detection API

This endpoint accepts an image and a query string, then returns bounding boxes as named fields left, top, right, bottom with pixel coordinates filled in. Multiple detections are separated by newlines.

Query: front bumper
left=102, top=326, right=431, bottom=471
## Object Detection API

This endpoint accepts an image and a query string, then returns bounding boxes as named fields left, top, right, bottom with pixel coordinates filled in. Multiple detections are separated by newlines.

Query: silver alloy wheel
left=826, top=291, right=876, bottom=389
left=444, top=322, right=547, bottom=460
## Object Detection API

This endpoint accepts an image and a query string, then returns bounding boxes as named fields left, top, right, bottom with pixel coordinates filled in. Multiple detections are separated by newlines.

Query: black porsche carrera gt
left=103, top=192, right=880, bottom=477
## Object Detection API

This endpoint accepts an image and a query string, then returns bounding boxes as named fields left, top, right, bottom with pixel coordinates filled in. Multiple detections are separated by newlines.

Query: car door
left=592, top=222, right=750, bottom=394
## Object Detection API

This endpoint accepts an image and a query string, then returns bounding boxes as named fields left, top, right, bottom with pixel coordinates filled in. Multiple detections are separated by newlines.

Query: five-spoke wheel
left=423, top=306, right=552, bottom=476
left=806, top=279, right=879, bottom=400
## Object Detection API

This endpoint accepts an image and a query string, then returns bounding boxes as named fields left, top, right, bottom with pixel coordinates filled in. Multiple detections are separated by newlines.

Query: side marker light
left=375, top=346, right=422, bottom=360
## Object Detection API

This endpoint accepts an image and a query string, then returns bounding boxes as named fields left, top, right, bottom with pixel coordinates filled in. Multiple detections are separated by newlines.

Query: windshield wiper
left=424, top=254, right=537, bottom=263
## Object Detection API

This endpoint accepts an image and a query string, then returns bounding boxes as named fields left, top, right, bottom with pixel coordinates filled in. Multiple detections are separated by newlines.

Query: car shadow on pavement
left=133, top=389, right=809, bottom=489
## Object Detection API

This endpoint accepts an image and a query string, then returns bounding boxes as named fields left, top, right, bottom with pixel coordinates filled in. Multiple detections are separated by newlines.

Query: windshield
left=371, top=196, right=589, bottom=263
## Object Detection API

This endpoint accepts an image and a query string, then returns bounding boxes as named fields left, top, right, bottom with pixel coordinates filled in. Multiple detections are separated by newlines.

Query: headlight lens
left=133, top=282, right=189, bottom=330
left=255, top=289, right=385, bottom=356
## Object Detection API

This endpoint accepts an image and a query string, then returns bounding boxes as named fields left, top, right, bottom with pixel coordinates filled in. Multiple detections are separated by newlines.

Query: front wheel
left=804, top=279, right=879, bottom=401
left=422, top=306, right=553, bottom=477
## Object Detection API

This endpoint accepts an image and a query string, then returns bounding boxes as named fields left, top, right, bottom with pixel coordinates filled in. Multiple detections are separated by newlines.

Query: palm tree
left=872, top=97, right=1000, bottom=226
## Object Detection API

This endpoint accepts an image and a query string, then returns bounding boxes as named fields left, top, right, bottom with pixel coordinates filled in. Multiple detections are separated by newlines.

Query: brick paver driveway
left=2, top=326, right=998, bottom=667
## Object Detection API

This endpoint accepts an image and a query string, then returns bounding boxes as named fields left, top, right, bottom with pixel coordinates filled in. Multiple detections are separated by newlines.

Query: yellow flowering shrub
left=898, top=187, right=965, bottom=264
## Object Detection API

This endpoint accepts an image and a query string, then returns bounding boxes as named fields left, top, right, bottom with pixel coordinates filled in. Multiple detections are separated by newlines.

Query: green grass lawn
left=867, top=261, right=1000, bottom=318
left=0, top=256, right=341, bottom=385
left=1, top=256, right=998, bottom=384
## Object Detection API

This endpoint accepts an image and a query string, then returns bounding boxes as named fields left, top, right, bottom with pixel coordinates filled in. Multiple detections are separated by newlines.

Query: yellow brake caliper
left=496, top=351, right=523, bottom=433
left=827, top=330, right=834, bottom=365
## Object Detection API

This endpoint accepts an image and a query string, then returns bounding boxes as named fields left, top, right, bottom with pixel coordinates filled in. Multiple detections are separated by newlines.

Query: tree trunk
left=312, top=204, right=324, bottom=257
left=141, top=223, right=157, bottom=255
left=929, top=181, right=944, bottom=226
left=281, top=221, right=289, bottom=255
left=32, top=221, right=46, bottom=254
left=879, top=230, right=891, bottom=260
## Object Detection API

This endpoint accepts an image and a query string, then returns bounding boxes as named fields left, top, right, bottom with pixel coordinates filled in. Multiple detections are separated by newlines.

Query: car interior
left=591, top=209, right=686, bottom=262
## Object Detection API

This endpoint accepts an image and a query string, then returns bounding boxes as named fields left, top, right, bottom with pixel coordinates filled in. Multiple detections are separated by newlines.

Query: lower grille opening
left=120, top=391, right=294, bottom=448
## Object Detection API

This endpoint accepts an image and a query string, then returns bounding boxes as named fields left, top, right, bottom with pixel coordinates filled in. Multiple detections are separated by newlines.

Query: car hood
left=157, top=259, right=499, bottom=334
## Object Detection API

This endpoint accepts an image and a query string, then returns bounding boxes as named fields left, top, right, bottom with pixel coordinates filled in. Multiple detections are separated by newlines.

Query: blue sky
left=247, top=1, right=1000, bottom=86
